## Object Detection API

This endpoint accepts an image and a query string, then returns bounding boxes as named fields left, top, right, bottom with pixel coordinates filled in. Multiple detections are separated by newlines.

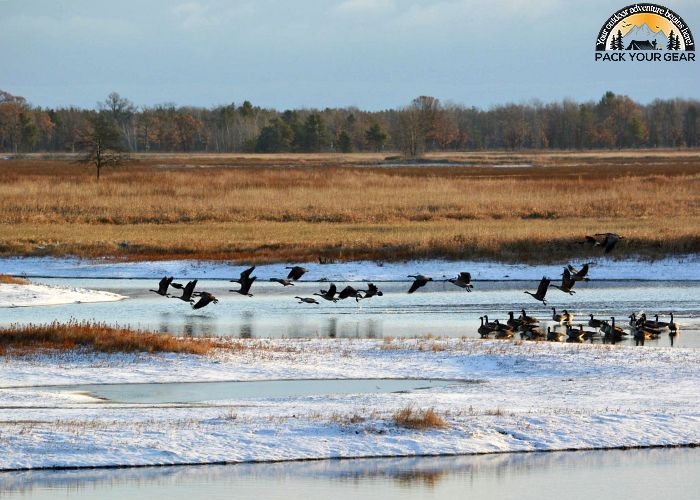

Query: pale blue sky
left=1, top=0, right=699, bottom=109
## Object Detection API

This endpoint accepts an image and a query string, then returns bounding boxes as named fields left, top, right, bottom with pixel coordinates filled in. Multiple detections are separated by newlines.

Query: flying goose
left=270, top=278, right=295, bottom=286
left=230, top=276, right=256, bottom=297
left=553, top=268, right=576, bottom=295
left=314, top=283, right=338, bottom=302
left=360, top=283, right=383, bottom=298
left=192, top=291, right=218, bottom=310
left=295, top=296, right=319, bottom=304
left=230, top=266, right=256, bottom=284
left=524, top=277, right=551, bottom=305
left=567, top=263, right=592, bottom=282
left=448, top=272, right=473, bottom=291
left=407, top=274, right=432, bottom=294
left=338, top=285, right=363, bottom=301
left=594, top=233, right=623, bottom=253
left=286, top=266, right=308, bottom=281
left=150, top=276, right=181, bottom=297
left=172, top=279, right=198, bottom=303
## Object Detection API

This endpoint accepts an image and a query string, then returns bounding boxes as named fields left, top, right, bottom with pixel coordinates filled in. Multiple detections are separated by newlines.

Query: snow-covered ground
left=1, top=255, right=700, bottom=281
left=0, top=338, right=698, bottom=470
left=0, top=282, right=127, bottom=308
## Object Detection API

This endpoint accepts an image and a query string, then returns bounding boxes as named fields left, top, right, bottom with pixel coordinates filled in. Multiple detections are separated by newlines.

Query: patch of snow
left=0, top=339, right=698, bottom=469
left=0, top=282, right=127, bottom=308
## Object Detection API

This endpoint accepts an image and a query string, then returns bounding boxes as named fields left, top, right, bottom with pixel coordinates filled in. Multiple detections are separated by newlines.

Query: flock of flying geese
left=148, top=232, right=680, bottom=345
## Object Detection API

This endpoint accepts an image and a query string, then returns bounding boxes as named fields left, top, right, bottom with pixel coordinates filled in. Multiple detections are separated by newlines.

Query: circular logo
left=595, top=3, right=694, bottom=52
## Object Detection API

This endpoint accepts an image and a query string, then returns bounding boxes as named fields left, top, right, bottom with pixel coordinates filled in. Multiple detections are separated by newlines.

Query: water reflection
left=1, top=279, right=699, bottom=347
left=1, top=448, right=698, bottom=499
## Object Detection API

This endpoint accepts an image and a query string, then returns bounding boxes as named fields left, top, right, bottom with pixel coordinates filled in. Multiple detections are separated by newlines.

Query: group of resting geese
left=478, top=308, right=681, bottom=346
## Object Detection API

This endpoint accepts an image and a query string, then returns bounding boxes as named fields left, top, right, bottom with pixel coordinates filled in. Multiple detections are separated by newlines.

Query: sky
left=1, top=0, right=699, bottom=110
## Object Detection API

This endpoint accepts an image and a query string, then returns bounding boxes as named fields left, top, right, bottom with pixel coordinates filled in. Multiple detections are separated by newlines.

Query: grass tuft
left=392, top=406, right=448, bottom=429
left=0, top=274, right=29, bottom=285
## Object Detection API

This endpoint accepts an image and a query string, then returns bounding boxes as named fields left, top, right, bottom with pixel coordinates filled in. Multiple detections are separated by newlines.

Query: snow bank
left=0, top=339, right=698, bottom=469
left=0, top=282, right=127, bottom=308
left=2, top=255, right=700, bottom=281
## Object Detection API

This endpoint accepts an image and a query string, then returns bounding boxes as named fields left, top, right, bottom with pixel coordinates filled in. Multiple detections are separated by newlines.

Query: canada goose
left=668, top=314, right=679, bottom=346
left=578, top=235, right=598, bottom=247
left=448, top=272, right=473, bottom=291
left=295, top=296, right=319, bottom=304
left=361, top=283, right=383, bottom=298
left=338, top=285, right=362, bottom=301
left=594, top=233, right=623, bottom=253
left=631, top=323, right=650, bottom=346
left=494, top=320, right=514, bottom=333
left=230, top=276, right=256, bottom=297
left=507, top=311, right=524, bottom=328
left=553, top=268, right=576, bottom=295
left=478, top=317, right=495, bottom=338
left=524, top=277, right=551, bottom=305
left=192, top=291, right=218, bottom=310
left=286, top=266, right=308, bottom=281
left=483, top=315, right=498, bottom=329
left=270, top=278, right=294, bottom=286
left=641, top=313, right=666, bottom=330
left=668, top=313, right=679, bottom=333
left=551, top=307, right=569, bottom=323
left=150, top=276, right=181, bottom=297
left=588, top=314, right=605, bottom=329
left=314, top=283, right=338, bottom=302
left=577, top=324, right=599, bottom=340
left=230, top=266, right=256, bottom=284
left=565, top=325, right=584, bottom=342
left=407, top=274, right=432, bottom=294
left=602, top=317, right=627, bottom=343
left=520, top=309, right=539, bottom=324
left=172, top=279, right=198, bottom=303
left=520, top=324, right=543, bottom=340
left=495, top=328, right=514, bottom=339
left=567, top=263, right=592, bottom=282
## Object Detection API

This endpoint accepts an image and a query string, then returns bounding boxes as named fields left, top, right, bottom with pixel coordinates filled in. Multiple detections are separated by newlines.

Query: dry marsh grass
left=0, top=274, right=29, bottom=284
left=392, top=406, right=448, bottom=430
left=0, top=321, right=215, bottom=355
left=1, top=151, right=699, bottom=262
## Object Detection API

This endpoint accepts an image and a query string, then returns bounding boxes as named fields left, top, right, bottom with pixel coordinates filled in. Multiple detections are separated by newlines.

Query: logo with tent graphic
left=595, top=3, right=695, bottom=62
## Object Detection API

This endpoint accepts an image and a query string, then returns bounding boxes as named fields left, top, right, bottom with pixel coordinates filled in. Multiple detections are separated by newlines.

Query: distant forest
left=1, top=90, right=698, bottom=155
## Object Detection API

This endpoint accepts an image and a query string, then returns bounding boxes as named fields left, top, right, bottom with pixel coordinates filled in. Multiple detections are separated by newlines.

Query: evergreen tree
left=668, top=31, right=676, bottom=50
left=365, top=122, right=388, bottom=152
left=337, top=130, right=353, bottom=153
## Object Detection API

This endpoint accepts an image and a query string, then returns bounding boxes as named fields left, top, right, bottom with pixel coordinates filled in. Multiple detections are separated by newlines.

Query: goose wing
left=535, top=277, right=550, bottom=298
left=240, top=266, right=256, bottom=280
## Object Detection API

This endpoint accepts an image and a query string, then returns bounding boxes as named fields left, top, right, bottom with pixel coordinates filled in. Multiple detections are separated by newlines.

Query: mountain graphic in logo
left=621, top=22, right=668, bottom=50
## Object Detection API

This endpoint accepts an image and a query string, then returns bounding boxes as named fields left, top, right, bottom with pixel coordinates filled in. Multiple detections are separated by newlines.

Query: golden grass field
left=0, top=321, right=215, bottom=355
left=1, top=151, right=699, bottom=262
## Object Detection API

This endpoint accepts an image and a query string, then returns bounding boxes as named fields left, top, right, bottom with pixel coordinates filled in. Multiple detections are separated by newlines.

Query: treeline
left=1, top=90, right=698, bottom=155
